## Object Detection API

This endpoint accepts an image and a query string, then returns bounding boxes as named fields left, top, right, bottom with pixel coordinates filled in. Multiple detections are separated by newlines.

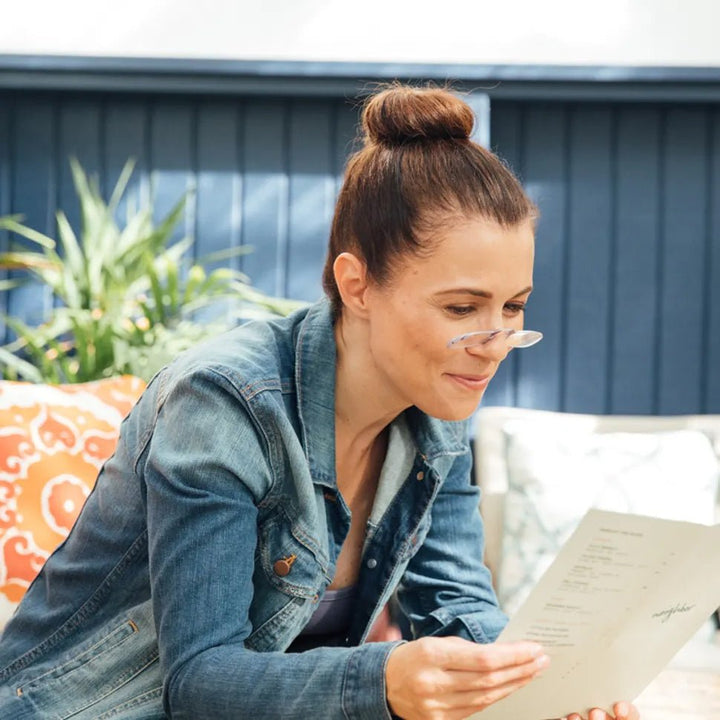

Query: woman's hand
left=385, top=636, right=549, bottom=720
left=565, top=702, right=640, bottom=720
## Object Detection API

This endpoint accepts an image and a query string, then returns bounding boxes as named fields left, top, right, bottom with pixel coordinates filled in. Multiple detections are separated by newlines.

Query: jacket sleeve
left=396, top=448, right=509, bottom=644
left=142, top=367, right=400, bottom=720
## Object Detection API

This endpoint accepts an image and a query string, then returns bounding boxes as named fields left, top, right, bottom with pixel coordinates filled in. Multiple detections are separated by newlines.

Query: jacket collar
left=294, top=298, right=469, bottom=488
left=295, top=299, right=338, bottom=488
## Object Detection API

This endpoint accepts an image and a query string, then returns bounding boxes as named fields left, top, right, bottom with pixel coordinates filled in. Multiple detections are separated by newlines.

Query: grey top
left=300, top=584, right=359, bottom=636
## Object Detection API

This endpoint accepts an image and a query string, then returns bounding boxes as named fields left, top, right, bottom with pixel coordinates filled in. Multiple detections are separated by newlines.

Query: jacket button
left=416, top=471, right=424, bottom=481
left=273, top=554, right=297, bottom=577
left=366, top=558, right=377, bottom=569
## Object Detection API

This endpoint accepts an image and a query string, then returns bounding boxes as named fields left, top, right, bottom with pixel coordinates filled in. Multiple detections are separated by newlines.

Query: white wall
left=2, top=0, right=720, bottom=68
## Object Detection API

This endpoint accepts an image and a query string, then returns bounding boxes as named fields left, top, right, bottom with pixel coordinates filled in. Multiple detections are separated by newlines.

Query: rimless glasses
left=447, top=329, right=543, bottom=349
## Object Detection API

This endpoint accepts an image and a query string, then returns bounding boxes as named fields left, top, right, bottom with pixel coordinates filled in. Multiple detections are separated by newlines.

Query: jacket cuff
left=342, top=641, right=405, bottom=720
left=427, top=607, right=508, bottom=644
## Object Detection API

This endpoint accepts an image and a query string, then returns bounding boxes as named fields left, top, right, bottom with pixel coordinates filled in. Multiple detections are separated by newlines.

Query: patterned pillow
left=498, top=425, right=719, bottom=616
left=0, top=376, right=146, bottom=628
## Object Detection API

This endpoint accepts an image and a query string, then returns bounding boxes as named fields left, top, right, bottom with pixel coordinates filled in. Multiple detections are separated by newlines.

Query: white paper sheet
left=470, top=509, right=720, bottom=720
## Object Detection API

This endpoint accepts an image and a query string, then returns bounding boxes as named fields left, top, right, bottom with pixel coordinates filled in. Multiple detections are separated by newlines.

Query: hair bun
left=362, top=85, right=474, bottom=146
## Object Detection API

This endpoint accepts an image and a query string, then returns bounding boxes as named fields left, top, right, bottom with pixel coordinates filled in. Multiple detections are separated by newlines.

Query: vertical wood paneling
left=320, top=98, right=361, bottom=303
left=150, top=102, right=194, bottom=248
left=7, top=97, right=56, bottom=329
left=611, top=107, right=661, bottom=414
left=489, top=102, right=720, bottom=416
left=516, top=104, right=567, bottom=411
left=708, top=111, right=720, bottom=413
left=191, top=101, right=243, bottom=322
left=104, top=100, right=150, bottom=221
left=195, top=101, right=242, bottom=268
left=657, top=108, right=708, bottom=414
left=563, top=107, right=613, bottom=414
left=58, top=99, right=102, bottom=234
left=241, top=100, right=288, bottom=297
left=286, top=100, right=335, bottom=302
left=0, top=97, right=10, bottom=340
left=2, top=88, right=720, bottom=418
left=333, top=100, right=360, bottom=196
left=485, top=104, right=522, bottom=408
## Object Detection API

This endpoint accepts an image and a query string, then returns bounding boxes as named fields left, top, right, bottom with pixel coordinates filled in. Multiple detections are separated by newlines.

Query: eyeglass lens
left=447, top=329, right=543, bottom=349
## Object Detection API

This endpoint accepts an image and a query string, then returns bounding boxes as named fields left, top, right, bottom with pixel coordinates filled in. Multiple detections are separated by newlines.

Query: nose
left=463, top=336, right=511, bottom=362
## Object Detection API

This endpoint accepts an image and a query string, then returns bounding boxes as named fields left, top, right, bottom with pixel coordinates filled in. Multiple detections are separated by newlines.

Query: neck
left=333, top=313, right=407, bottom=454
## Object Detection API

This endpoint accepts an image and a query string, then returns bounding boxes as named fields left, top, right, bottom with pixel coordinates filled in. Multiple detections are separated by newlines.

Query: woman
left=0, top=85, right=638, bottom=720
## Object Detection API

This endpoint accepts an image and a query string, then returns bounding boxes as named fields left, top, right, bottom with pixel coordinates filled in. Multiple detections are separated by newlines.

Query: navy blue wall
left=0, top=93, right=359, bottom=317
left=484, top=102, right=720, bottom=415
left=1, top=88, right=719, bottom=415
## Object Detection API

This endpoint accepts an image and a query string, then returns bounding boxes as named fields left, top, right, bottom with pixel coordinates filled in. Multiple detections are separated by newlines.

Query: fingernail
left=535, top=654, right=550, bottom=669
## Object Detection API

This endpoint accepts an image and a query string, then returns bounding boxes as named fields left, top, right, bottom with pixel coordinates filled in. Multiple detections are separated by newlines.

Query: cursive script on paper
left=651, top=602, right=696, bottom=623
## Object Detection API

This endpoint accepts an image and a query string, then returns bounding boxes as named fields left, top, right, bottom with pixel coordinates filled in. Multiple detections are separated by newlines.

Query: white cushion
left=496, top=423, right=719, bottom=615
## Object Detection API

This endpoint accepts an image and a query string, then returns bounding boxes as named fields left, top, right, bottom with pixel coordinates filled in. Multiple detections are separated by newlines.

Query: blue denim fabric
left=0, top=299, right=507, bottom=719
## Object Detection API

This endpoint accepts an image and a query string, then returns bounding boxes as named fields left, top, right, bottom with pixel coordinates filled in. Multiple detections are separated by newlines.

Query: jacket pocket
left=244, top=512, right=328, bottom=651
left=257, top=512, right=327, bottom=599
left=15, top=603, right=162, bottom=720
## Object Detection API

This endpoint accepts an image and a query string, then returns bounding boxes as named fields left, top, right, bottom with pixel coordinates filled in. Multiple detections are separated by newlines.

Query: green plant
left=0, top=158, right=303, bottom=383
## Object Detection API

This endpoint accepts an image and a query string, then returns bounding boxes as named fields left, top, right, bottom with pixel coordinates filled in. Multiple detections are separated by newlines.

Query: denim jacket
left=0, top=299, right=507, bottom=719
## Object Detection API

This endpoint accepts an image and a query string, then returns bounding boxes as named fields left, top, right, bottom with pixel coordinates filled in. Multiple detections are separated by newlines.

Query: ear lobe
left=333, top=252, right=370, bottom=317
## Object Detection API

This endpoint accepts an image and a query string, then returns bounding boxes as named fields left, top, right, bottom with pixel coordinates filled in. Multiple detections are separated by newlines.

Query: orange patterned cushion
left=0, top=376, right=146, bottom=628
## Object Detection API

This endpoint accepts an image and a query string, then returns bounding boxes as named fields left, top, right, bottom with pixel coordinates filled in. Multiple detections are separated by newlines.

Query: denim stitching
left=0, top=531, right=149, bottom=682
left=60, top=652, right=160, bottom=719
left=17, top=620, right=138, bottom=689
left=93, top=685, right=163, bottom=720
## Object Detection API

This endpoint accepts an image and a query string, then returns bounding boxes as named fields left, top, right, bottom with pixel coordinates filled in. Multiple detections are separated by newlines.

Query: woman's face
left=364, top=215, right=536, bottom=421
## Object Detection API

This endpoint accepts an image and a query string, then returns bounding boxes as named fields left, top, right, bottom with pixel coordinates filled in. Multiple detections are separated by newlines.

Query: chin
left=416, top=395, right=484, bottom=422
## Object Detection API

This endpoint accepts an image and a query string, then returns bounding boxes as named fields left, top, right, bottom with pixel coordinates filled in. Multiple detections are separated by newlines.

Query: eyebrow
left=435, top=286, right=533, bottom=299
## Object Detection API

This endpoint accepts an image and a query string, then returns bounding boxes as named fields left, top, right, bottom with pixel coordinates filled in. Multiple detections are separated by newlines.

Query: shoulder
left=134, top=309, right=313, bottom=500
left=159, top=303, right=314, bottom=401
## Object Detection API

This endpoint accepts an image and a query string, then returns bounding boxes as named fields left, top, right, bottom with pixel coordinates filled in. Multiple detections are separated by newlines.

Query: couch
left=473, top=406, right=720, bottom=719
left=0, top=376, right=147, bottom=629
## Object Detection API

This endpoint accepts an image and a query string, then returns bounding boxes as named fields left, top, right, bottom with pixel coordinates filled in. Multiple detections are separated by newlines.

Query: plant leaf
left=0, top=157, right=298, bottom=384
left=0, top=346, right=44, bottom=382
left=0, top=218, right=55, bottom=249
left=107, top=158, right=137, bottom=214
left=55, top=211, right=85, bottom=308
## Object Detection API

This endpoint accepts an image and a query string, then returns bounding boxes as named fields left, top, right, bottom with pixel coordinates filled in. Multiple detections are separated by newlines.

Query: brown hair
left=321, top=83, right=537, bottom=316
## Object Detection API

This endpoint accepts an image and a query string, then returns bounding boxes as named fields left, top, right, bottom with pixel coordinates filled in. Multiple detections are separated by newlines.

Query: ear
left=333, top=252, right=370, bottom=318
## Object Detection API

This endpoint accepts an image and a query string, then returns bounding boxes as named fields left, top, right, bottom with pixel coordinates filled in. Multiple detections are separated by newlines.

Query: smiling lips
left=445, top=373, right=491, bottom=391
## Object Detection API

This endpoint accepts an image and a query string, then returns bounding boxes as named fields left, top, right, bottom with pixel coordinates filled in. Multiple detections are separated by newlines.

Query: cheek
left=405, top=335, right=452, bottom=384
left=375, top=318, right=443, bottom=378
left=369, top=294, right=449, bottom=375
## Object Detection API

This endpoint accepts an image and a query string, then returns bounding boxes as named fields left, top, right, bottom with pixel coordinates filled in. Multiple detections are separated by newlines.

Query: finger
left=432, top=670, right=540, bottom=715
left=390, top=672, right=537, bottom=720
left=433, top=637, right=545, bottom=671
left=425, top=654, right=550, bottom=694
left=589, top=709, right=611, bottom=720
left=613, top=701, right=640, bottom=720
left=613, top=701, right=629, bottom=720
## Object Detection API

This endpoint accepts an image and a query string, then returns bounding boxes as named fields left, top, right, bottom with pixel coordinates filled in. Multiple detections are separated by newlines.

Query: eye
left=445, top=305, right=475, bottom=317
left=503, top=302, right=526, bottom=316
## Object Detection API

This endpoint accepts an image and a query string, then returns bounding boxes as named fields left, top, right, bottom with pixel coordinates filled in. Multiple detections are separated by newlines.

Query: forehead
left=392, top=216, right=535, bottom=292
